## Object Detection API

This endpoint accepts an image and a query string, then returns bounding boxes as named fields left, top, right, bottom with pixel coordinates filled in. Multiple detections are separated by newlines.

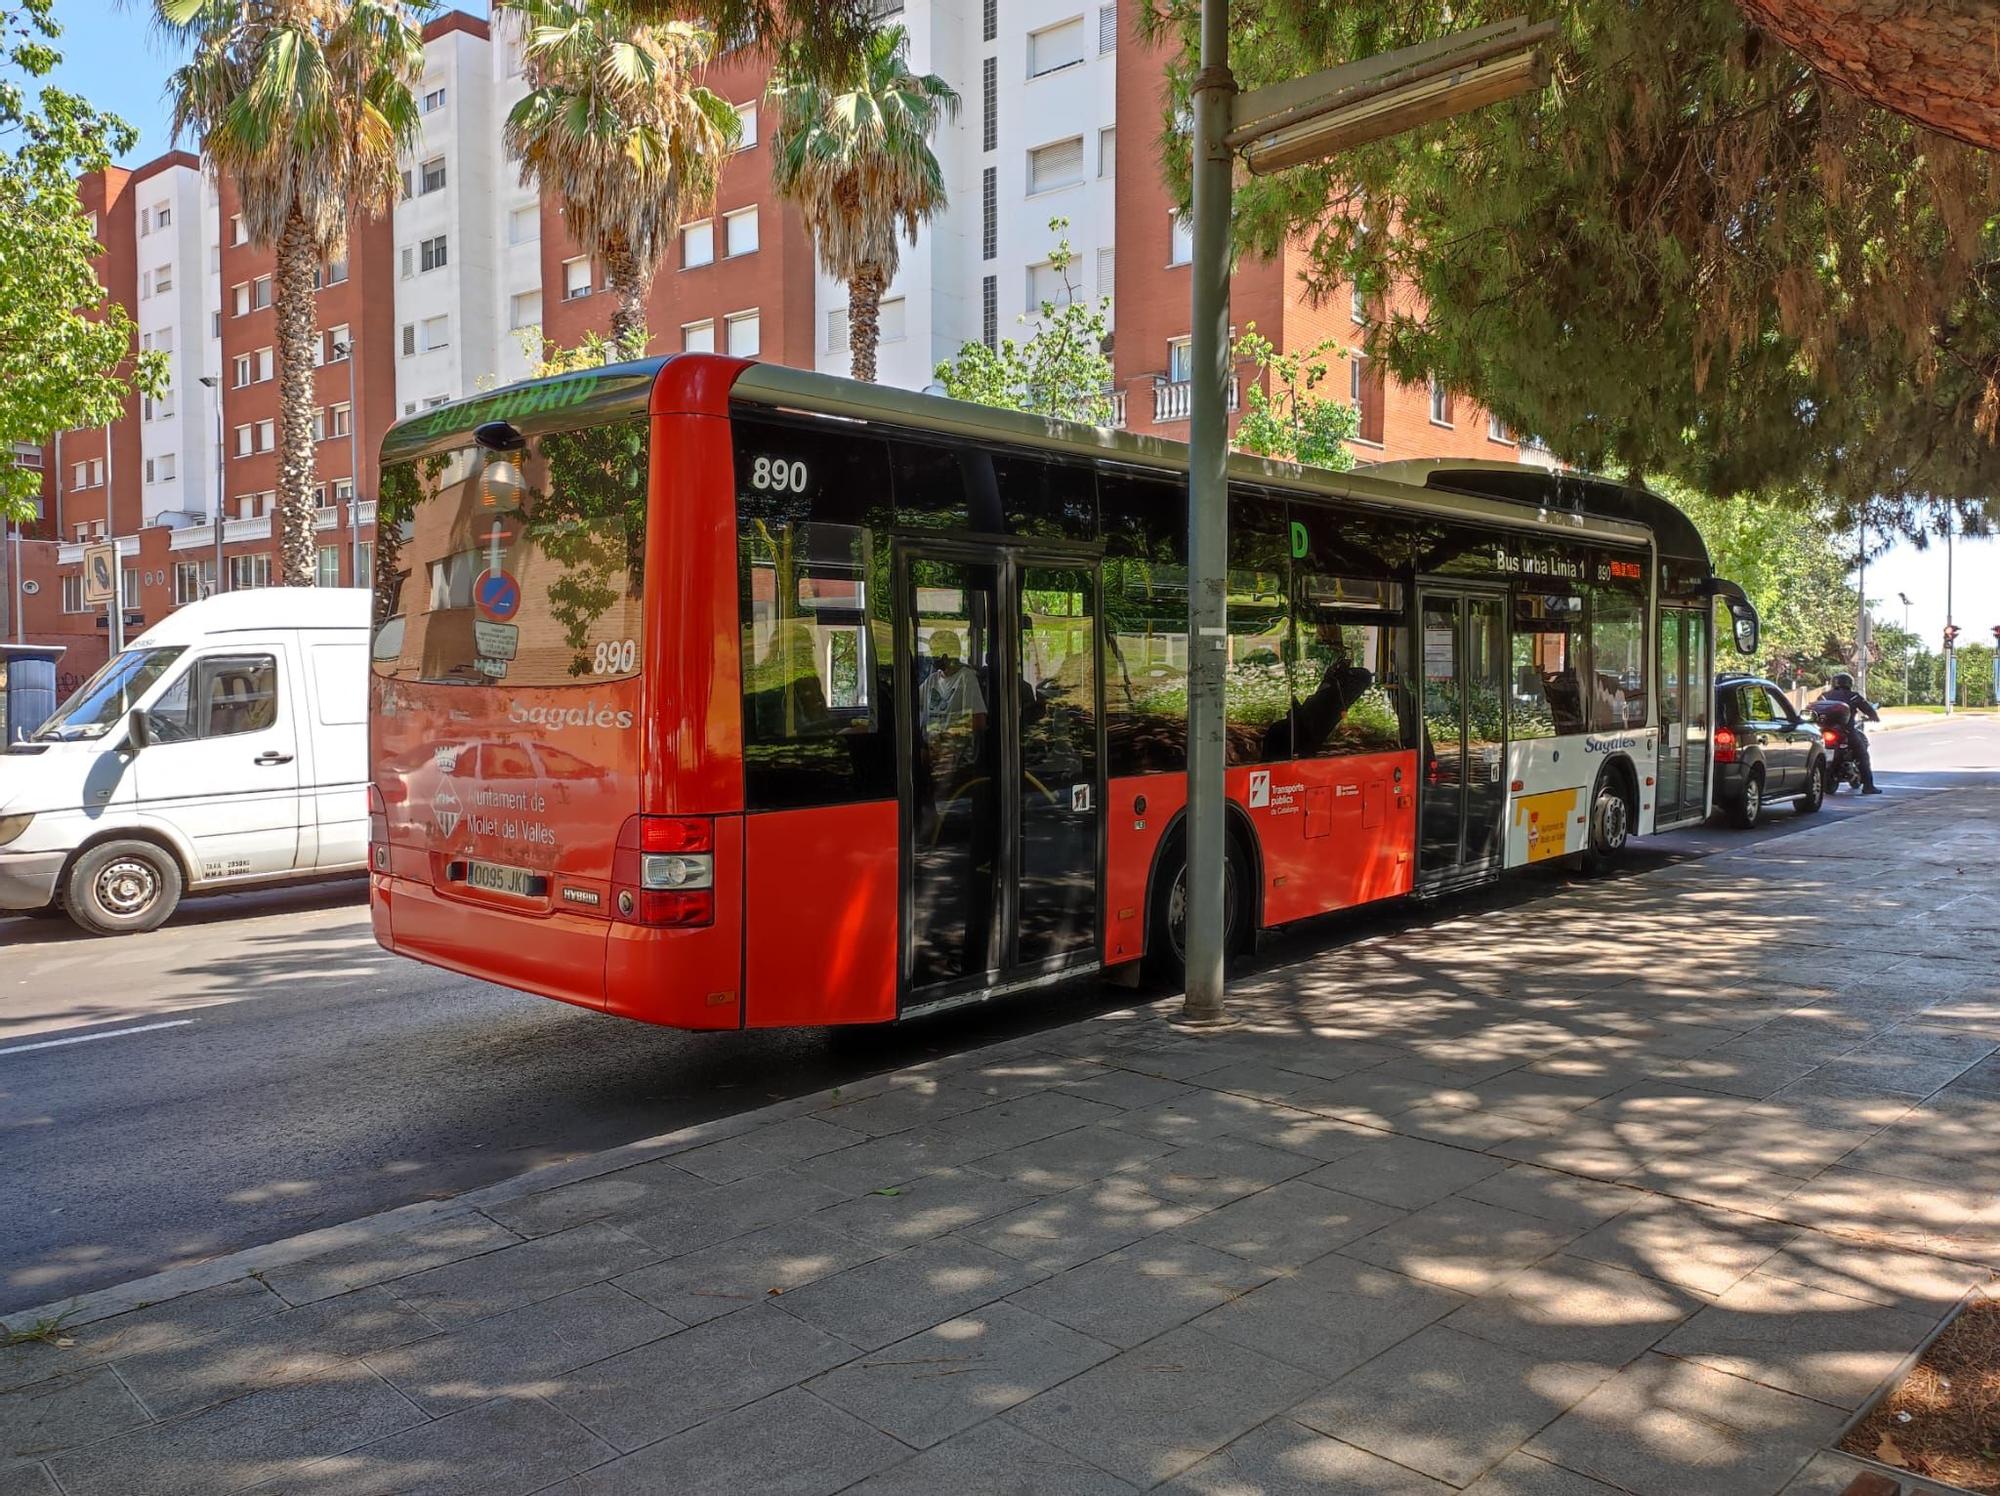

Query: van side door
left=134, top=644, right=303, bottom=881
left=306, top=636, right=370, bottom=869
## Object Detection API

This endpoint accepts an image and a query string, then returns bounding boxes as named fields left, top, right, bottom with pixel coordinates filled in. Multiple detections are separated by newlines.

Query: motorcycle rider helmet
left=1831, top=672, right=1853, bottom=690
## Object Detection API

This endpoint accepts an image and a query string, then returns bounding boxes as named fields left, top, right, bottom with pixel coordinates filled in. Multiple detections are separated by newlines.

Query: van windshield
left=371, top=419, right=648, bottom=689
left=31, top=647, right=186, bottom=741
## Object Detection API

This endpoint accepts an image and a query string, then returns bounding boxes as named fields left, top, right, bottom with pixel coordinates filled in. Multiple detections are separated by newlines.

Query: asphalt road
left=4, top=713, right=1995, bottom=1314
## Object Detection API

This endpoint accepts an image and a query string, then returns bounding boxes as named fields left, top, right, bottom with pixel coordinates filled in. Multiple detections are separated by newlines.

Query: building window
left=424, top=394, right=449, bottom=408
left=141, top=269, right=152, bottom=299
left=982, top=167, right=996, bottom=260
left=509, top=290, right=542, bottom=331
left=232, top=282, right=248, bottom=316
left=682, top=219, right=714, bottom=268
left=1429, top=377, right=1454, bottom=426
left=154, top=264, right=174, bottom=294
left=317, top=402, right=352, bottom=441
left=735, top=101, right=758, bottom=148
left=145, top=454, right=177, bottom=482
left=563, top=256, right=592, bottom=299
left=1028, top=17, right=1086, bottom=76
left=1099, top=125, right=1116, bottom=178
left=1028, top=137, right=1085, bottom=195
left=234, top=423, right=251, bottom=456
left=1488, top=413, right=1512, bottom=444
left=876, top=298, right=905, bottom=343
left=1353, top=353, right=1384, bottom=443
left=1168, top=213, right=1193, bottom=266
left=323, top=325, right=351, bottom=362
left=982, top=275, right=997, bottom=349
left=143, top=390, right=177, bottom=421
left=1167, top=336, right=1193, bottom=383
left=421, top=315, right=449, bottom=351
left=725, top=310, right=761, bottom=357
left=1099, top=2, right=1117, bottom=52
left=250, top=275, right=271, bottom=309
left=682, top=319, right=715, bottom=353
left=319, top=257, right=349, bottom=287
left=316, top=546, right=342, bottom=587
left=1097, top=245, right=1116, bottom=300
left=724, top=207, right=759, bottom=257
left=400, top=246, right=414, bottom=279
left=357, top=542, right=373, bottom=587
left=257, top=419, right=274, bottom=452
left=212, top=310, right=221, bottom=340
left=983, top=0, right=996, bottom=42
left=174, top=559, right=215, bottom=605
left=401, top=323, right=416, bottom=356
left=1351, top=285, right=1368, bottom=324
left=982, top=56, right=996, bottom=152
left=1027, top=260, right=1074, bottom=312
left=419, top=157, right=447, bottom=194
left=229, top=214, right=247, bottom=246
left=508, top=204, right=539, bottom=245
left=62, top=573, right=85, bottom=613
left=423, top=86, right=446, bottom=113
left=330, top=477, right=354, bottom=503
left=229, top=553, right=273, bottom=590
left=420, top=234, right=447, bottom=272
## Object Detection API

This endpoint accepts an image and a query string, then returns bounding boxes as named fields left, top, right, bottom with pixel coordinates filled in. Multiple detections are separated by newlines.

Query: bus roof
left=381, top=354, right=1672, bottom=556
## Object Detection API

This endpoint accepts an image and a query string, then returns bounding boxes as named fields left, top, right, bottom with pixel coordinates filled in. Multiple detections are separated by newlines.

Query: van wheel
left=1578, top=772, right=1633, bottom=876
left=64, top=841, right=183, bottom=936
left=1146, top=833, right=1248, bottom=985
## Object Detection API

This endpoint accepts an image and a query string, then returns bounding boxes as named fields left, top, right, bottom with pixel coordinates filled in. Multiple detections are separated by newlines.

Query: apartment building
left=5, top=2, right=1533, bottom=687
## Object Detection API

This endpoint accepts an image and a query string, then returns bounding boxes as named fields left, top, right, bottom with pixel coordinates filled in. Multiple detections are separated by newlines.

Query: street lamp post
left=1179, top=11, right=1554, bottom=1021
left=1855, top=511, right=1868, bottom=696
left=197, top=375, right=226, bottom=596
left=1898, top=591, right=1912, bottom=704
left=1945, top=521, right=1956, bottom=715
left=338, top=338, right=362, bottom=592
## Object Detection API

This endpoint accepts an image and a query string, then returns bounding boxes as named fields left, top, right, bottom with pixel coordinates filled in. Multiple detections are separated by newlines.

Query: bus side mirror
left=1732, top=613, right=1759, bottom=655
left=126, top=709, right=153, bottom=752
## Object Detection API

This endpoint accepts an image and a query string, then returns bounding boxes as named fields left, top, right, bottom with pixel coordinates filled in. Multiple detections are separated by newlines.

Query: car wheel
left=1729, top=768, right=1764, bottom=829
left=1146, top=833, right=1247, bottom=985
left=1796, top=759, right=1824, bottom=814
left=63, top=840, right=183, bottom=936
left=1578, top=772, right=1633, bottom=876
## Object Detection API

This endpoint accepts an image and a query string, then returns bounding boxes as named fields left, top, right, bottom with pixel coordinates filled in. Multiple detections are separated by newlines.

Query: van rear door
left=135, top=642, right=304, bottom=881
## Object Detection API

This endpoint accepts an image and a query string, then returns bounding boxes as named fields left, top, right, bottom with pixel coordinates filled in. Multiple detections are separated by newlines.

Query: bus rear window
left=372, top=419, right=648, bottom=688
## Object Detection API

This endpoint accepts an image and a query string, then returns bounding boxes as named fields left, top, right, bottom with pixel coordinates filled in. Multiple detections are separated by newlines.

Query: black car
left=1713, top=673, right=1827, bottom=827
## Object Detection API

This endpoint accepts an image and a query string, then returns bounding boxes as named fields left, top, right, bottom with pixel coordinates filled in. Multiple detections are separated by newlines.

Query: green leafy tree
left=1145, top=0, right=2000, bottom=533
left=1229, top=325, right=1358, bottom=471
left=934, top=219, right=1114, bottom=424
left=501, top=0, right=739, bottom=358
left=0, top=0, right=165, bottom=524
left=159, top=0, right=426, bottom=584
left=770, top=23, right=957, bottom=382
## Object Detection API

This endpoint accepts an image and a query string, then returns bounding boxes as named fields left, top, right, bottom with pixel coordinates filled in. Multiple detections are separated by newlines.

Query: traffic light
left=1991, top=624, right=2000, bottom=646
left=1944, top=623, right=1961, bottom=649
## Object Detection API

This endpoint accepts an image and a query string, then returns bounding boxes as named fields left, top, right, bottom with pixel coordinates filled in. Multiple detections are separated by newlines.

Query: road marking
left=0, top=1019, right=194, bottom=1057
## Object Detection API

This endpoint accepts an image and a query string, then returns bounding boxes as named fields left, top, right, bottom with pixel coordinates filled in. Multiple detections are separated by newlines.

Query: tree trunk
left=848, top=265, right=884, bottom=383
left=273, top=208, right=321, bottom=586
left=1733, top=1, right=2000, bottom=152
left=603, top=244, right=651, bottom=360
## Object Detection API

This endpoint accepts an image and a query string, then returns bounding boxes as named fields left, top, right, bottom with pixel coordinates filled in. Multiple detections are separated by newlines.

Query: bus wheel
left=1146, top=834, right=1247, bottom=985
left=64, top=840, right=183, bottom=937
left=1578, top=772, right=1633, bottom=877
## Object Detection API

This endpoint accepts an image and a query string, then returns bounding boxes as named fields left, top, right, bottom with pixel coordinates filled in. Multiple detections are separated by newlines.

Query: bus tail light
left=368, top=784, right=390, bottom=872
left=613, top=816, right=715, bottom=926
left=1713, top=726, right=1737, bottom=764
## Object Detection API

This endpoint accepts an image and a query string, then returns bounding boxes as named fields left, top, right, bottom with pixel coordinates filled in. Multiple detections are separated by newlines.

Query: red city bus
left=368, top=355, right=1755, bottom=1028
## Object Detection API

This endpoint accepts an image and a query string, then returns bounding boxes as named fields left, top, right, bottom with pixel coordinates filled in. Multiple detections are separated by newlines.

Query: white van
left=0, top=589, right=369, bottom=935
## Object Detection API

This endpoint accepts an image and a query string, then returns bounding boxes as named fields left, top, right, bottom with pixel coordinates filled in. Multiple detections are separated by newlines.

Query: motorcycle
left=1806, top=698, right=1863, bottom=793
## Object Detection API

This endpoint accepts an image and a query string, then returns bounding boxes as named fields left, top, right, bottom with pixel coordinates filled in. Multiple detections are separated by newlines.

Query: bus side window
left=1284, top=500, right=1410, bottom=759
left=1100, top=469, right=1188, bottom=777
left=889, top=440, right=971, bottom=532
left=1585, top=581, right=1647, bottom=731
left=992, top=455, right=1098, bottom=542
left=1225, top=491, right=1292, bottom=765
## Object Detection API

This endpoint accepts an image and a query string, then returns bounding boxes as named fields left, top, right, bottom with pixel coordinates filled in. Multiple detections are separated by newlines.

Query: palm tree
left=159, top=0, right=424, bottom=586
left=502, top=0, right=739, bottom=357
left=769, top=24, right=957, bottom=382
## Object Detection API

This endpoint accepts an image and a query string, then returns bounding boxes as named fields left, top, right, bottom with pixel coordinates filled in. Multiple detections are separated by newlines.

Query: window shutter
left=827, top=307, right=850, bottom=352
left=1029, top=138, right=1085, bottom=194
left=1099, top=4, right=1117, bottom=53
left=402, top=324, right=416, bottom=357
left=1097, top=246, right=1116, bottom=299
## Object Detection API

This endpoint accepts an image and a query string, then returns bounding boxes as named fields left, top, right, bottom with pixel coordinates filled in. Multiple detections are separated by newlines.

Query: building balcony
left=1152, top=376, right=1239, bottom=424
left=1107, top=389, right=1126, bottom=428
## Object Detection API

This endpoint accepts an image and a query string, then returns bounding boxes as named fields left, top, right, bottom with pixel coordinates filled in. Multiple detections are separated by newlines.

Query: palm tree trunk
left=603, top=244, right=650, bottom=360
left=273, top=208, right=321, bottom=586
left=848, top=265, right=884, bottom=382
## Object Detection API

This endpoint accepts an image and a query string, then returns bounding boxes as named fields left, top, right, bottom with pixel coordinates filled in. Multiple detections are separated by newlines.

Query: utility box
left=0, top=644, right=65, bottom=745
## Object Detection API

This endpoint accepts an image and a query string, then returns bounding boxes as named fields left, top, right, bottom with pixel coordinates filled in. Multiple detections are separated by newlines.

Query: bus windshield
left=372, top=419, right=649, bottom=688
left=31, top=647, right=186, bottom=741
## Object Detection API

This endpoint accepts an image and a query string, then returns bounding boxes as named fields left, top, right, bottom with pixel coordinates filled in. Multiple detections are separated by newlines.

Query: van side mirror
left=126, top=709, right=153, bottom=752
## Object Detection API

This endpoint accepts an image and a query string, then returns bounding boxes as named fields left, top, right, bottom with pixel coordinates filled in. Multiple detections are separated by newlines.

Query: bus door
left=897, top=547, right=1103, bottom=1006
left=1655, top=605, right=1711, bottom=824
left=1417, top=587, right=1509, bottom=889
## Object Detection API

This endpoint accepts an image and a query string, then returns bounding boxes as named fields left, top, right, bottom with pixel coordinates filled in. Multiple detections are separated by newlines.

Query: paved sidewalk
left=5, top=789, right=1997, bottom=1495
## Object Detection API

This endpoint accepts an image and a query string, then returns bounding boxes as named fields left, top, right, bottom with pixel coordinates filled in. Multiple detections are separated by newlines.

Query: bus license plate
left=466, top=860, right=545, bottom=898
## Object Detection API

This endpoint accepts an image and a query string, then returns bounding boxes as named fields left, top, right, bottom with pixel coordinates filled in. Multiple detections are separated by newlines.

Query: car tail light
left=1713, top=726, right=1737, bottom=764
left=368, top=783, right=390, bottom=872
left=1822, top=729, right=1841, bottom=749
left=612, top=816, right=715, bottom=926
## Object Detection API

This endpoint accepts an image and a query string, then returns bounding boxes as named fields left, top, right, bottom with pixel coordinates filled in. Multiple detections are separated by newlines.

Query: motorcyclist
left=1818, top=672, right=1883, bottom=794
